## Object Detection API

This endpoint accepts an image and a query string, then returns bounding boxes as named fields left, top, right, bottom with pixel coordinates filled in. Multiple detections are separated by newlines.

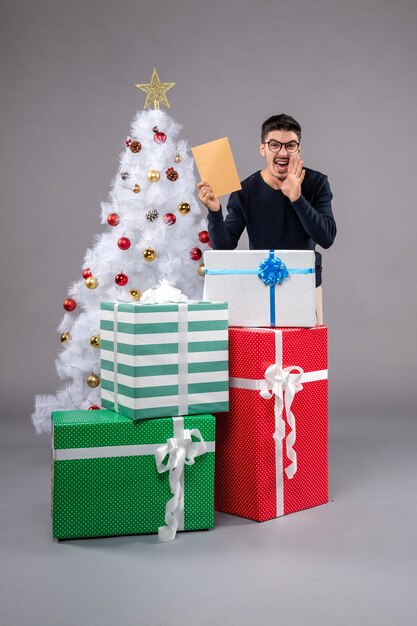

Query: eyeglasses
left=264, top=140, right=300, bottom=153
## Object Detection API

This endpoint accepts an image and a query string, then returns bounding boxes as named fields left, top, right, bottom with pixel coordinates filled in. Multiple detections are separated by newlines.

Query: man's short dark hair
left=261, top=114, right=301, bottom=143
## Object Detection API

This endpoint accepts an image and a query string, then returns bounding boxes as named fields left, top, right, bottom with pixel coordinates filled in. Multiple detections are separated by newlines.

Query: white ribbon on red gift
left=155, top=416, right=207, bottom=542
left=259, top=364, right=304, bottom=479
left=229, top=329, right=328, bottom=517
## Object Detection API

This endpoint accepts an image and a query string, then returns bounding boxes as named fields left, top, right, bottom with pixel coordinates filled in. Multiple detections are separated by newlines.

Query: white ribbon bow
left=140, top=279, right=189, bottom=304
left=259, top=365, right=304, bottom=479
left=155, top=427, right=207, bottom=542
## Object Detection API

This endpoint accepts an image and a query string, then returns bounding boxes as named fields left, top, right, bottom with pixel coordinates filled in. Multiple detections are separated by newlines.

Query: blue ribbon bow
left=258, top=254, right=289, bottom=286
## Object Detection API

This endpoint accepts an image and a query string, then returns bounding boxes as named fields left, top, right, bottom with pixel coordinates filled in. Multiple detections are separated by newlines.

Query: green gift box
left=100, top=301, right=229, bottom=420
left=52, top=410, right=215, bottom=541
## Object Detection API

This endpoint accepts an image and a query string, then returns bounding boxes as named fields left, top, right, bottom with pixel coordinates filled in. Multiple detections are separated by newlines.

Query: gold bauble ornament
left=197, top=263, right=206, bottom=277
left=90, top=335, right=100, bottom=349
left=60, top=332, right=70, bottom=343
left=174, top=153, right=182, bottom=164
left=87, top=374, right=100, bottom=388
left=129, top=289, right=141, bottom=300
left=147, top=169, right=160, bottom=182
left=143, top=247, right=156, bottom=262
left=133, top=183, right=141, bottom=193
left=85, top=276, right=99, bottom=289
left=178, top=202, right=191, bottom=215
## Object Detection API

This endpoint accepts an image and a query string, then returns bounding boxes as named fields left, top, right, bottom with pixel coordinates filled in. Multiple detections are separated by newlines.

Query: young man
left=197, top=114, right=336, bottom=323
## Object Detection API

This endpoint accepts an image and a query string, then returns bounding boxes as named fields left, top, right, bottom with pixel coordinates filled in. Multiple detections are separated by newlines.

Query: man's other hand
left=197, top=182, right=221, bottom=212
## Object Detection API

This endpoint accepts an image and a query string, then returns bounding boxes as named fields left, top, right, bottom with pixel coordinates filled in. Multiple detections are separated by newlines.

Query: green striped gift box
left=100, top=301, right=229, bottom=420
left=52, top=410, right=215, bottom=540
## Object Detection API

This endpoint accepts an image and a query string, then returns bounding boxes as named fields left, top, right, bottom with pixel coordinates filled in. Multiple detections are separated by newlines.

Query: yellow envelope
left=192, top=137, right=241, bottom=198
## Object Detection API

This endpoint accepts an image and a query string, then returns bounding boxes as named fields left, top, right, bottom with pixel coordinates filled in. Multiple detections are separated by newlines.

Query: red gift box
left=215, top=326, right=328, bottom=522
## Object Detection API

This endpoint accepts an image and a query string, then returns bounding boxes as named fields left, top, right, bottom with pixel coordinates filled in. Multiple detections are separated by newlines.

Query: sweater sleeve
left=207, top=189, right=247, bottom=250
left=290, top=175, right=336, bottom=249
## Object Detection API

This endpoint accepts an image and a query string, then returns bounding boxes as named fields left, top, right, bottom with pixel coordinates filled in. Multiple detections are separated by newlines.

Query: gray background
left=1, top=0, right=417, bottom=624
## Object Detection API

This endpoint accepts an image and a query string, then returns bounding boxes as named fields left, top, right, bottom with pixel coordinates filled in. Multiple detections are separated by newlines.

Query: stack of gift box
left=51, top=249, right=328, bottom=542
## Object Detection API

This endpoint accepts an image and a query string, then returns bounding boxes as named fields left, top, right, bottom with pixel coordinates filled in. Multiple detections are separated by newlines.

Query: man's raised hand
left=280, top=154, right=305, bottom=203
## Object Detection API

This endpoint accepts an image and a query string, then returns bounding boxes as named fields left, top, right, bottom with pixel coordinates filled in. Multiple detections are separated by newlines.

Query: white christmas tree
left=32, top=70, right=210, bottom=433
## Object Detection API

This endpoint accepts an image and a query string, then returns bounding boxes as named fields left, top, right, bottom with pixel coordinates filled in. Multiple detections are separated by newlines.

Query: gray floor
left=1, top=411, right=417, bottom=626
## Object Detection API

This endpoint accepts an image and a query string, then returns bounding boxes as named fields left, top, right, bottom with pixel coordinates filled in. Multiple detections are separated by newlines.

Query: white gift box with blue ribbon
left=203, top=250, right=316, bottom=328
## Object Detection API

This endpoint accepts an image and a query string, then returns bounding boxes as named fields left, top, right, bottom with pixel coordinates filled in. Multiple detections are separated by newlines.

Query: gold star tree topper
left=135, top=69, right=176, bottom=110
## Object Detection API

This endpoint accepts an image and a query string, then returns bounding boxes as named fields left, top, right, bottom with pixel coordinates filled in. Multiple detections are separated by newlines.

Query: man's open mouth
left=274, top=159, right=289, bottom=169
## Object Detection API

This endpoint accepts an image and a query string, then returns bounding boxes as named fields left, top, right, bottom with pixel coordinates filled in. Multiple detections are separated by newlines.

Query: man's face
left=260, top=130, right=301, bottom=182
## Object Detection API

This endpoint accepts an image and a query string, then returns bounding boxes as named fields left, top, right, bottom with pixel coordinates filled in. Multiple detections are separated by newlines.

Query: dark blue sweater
left=207, top=169, right=336, bottom=286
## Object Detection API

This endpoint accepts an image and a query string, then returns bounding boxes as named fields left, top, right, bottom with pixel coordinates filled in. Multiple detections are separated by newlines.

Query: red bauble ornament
left=163, top=213, right=176, bottom=225
left=82, top=268, right=92, bottom=279
left=198, top=230, right=210, bottom=244
left=107, top=213, right=120, bottom=226
left=117, top=237, right=131, bottom=250
left=125, top=137, right=132, bottom=148
left=115, top=272, right=128, bottom=286
left=152, top=126, right=167, bottom=144
left=63, top=298, right=76, bottom=312
left=88, top=405, right=100, bottom=410
left=189, top=247, right=203, bottom=261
